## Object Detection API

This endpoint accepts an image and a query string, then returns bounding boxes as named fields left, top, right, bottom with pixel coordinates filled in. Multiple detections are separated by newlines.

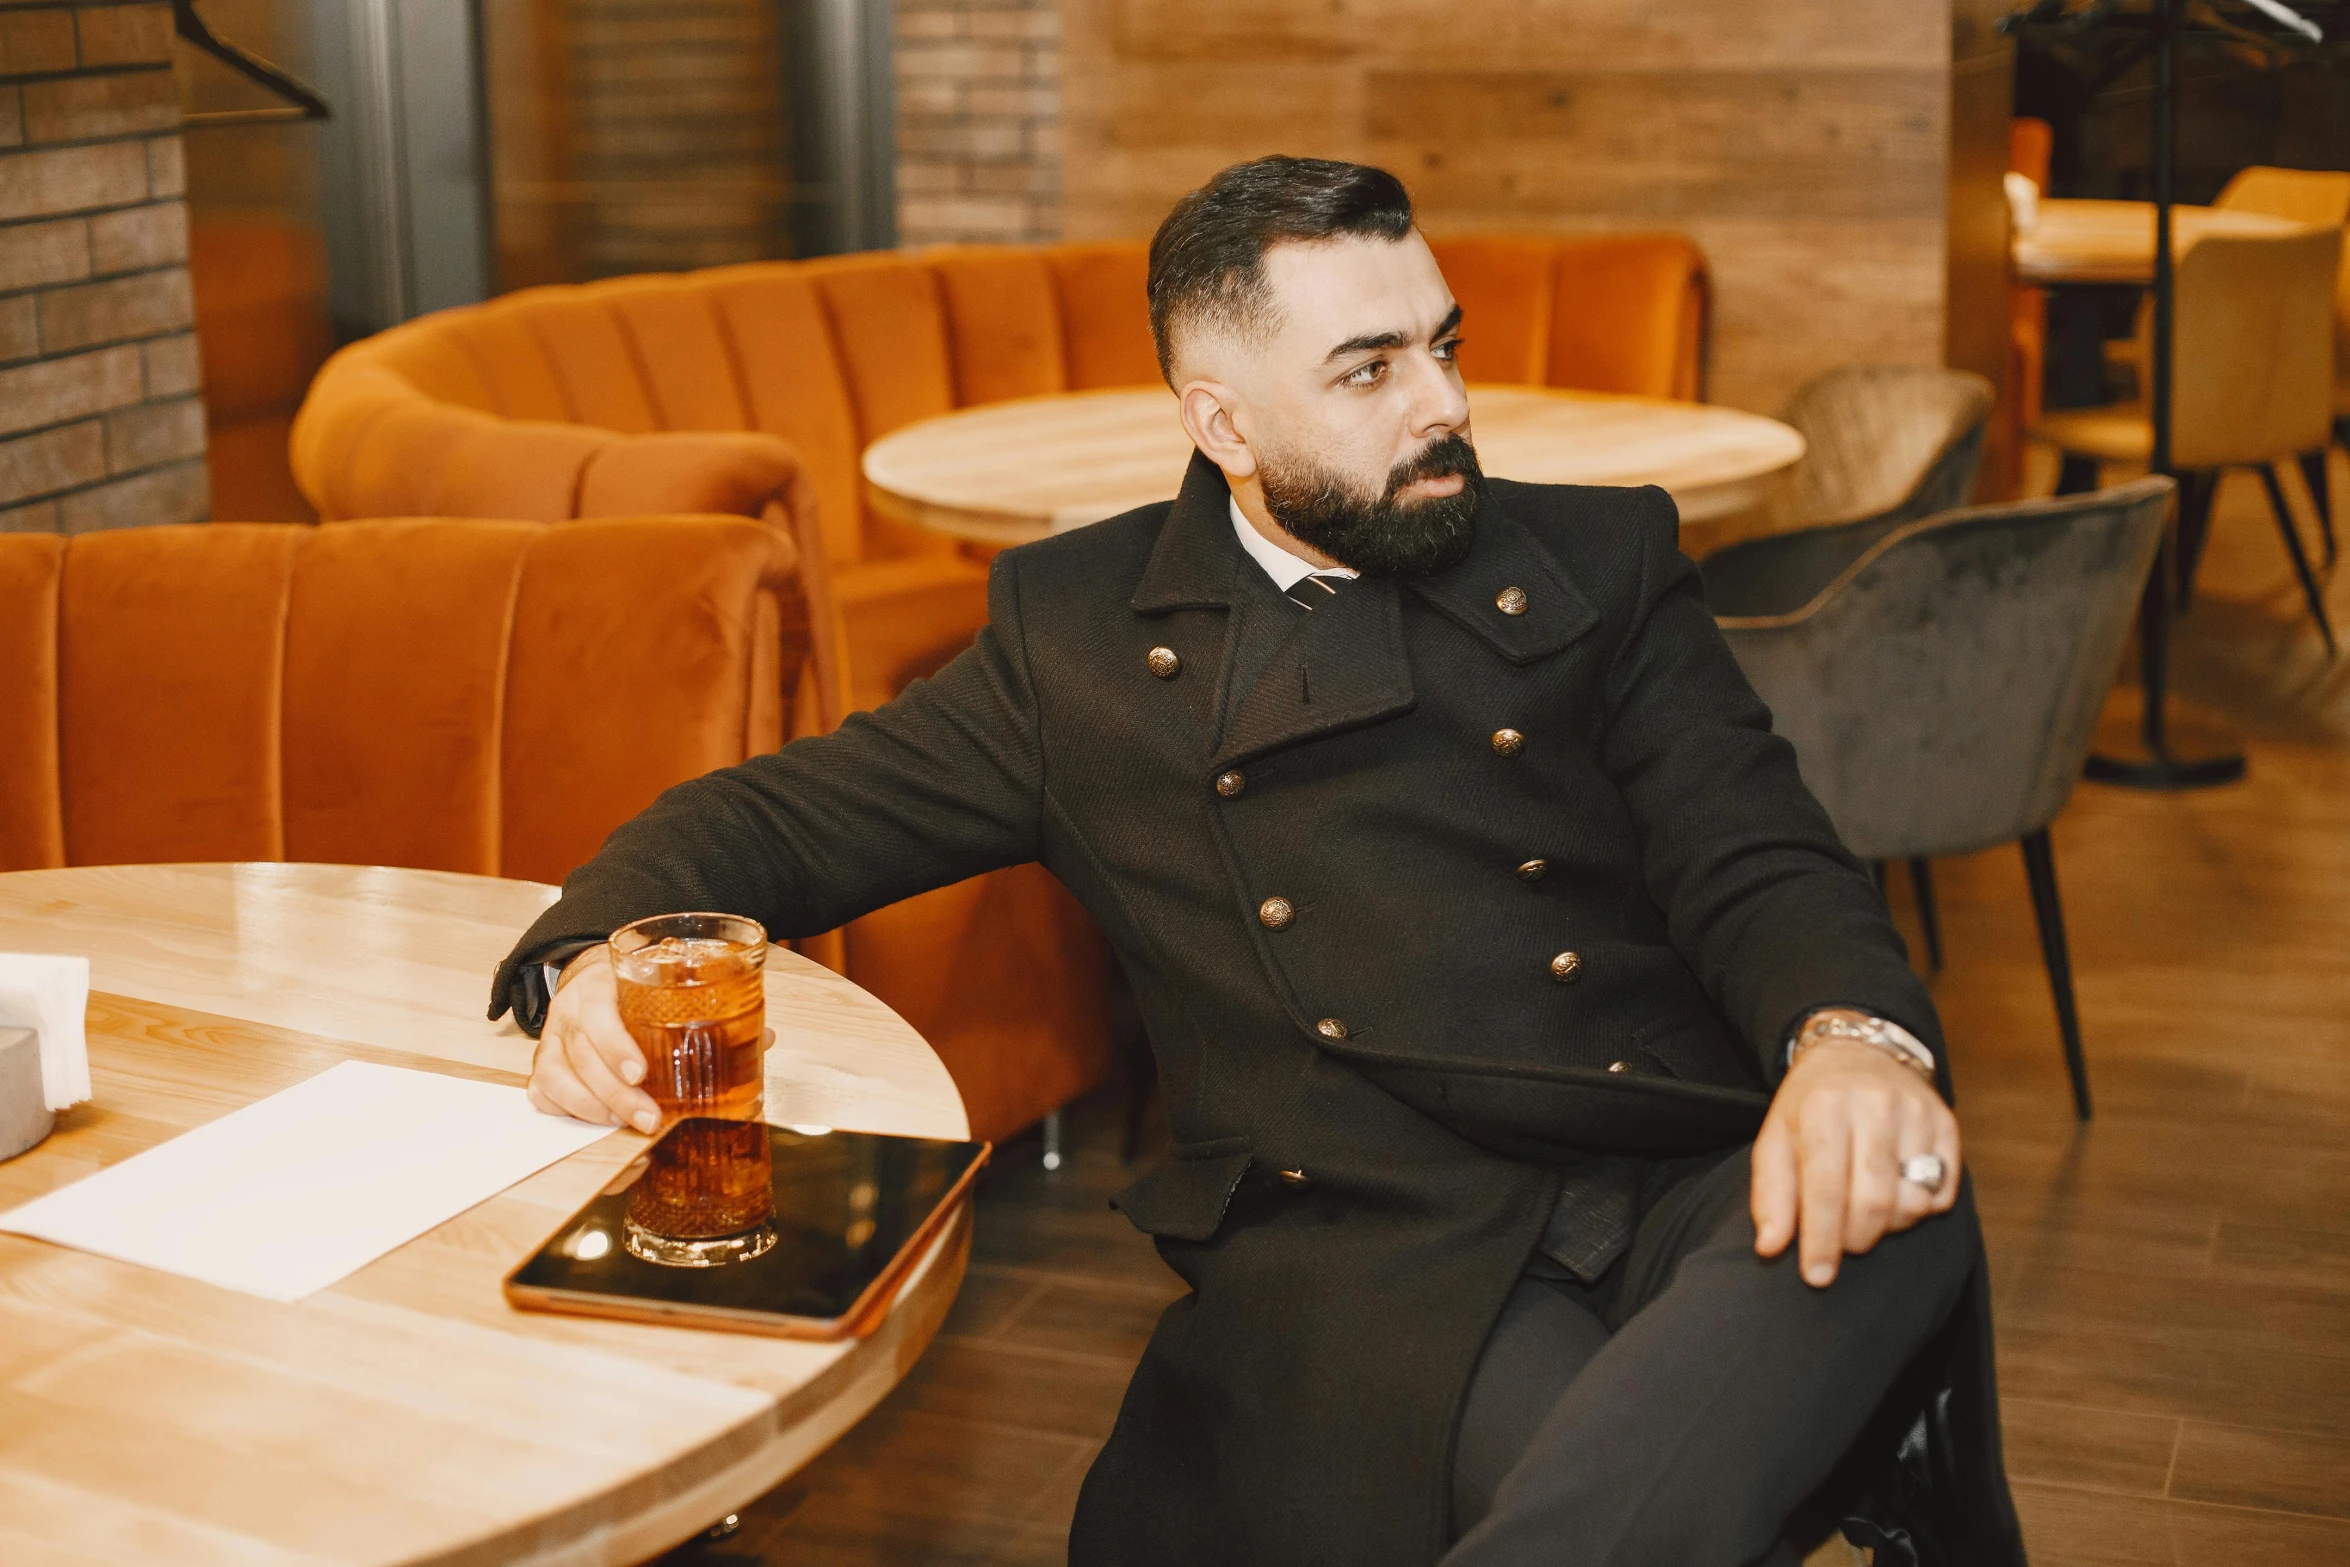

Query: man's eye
left=1342, top=360, right=1387, bottom=387
left=1435, top=337, right=1462, bottom=361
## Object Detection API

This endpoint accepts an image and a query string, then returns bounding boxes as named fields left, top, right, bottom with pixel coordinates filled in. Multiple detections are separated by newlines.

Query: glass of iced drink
left=610, top=912, right=776, bottom=1267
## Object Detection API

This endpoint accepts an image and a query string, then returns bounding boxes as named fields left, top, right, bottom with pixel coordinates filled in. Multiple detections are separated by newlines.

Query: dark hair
left=1146, top=156, right=1415, bottom=384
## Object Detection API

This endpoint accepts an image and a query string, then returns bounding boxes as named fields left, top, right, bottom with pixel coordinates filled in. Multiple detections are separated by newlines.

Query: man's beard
left=1259, top=432, right=1483, bottom=578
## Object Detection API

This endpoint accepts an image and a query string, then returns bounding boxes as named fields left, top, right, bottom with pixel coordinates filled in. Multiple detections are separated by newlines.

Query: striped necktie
left=1282, top=571, right=1352, bottom=611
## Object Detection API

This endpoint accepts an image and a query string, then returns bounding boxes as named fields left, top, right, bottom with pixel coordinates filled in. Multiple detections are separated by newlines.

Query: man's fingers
left=1889, top=1094, right=1939, bottom=1231
left=1844, top=1088, right=1901, bottom=1255
left=563, top=1026, right=661, bottom=1132
left=1751, top=1115, right=1800, bottom=1258
left=529, top=1030, right=620, bottom=1126
left=1796, top=1109, right=1851, bottom=1288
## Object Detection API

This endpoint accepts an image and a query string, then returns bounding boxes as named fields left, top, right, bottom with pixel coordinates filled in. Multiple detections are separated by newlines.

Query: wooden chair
left=2004, top=120, right=2055, bottom=499
left=2035, top=226, right=2342, bottom=654
left=1706, top=480, right=2176, bottom=1119
left=2105, top=167, right=2350, bottom=563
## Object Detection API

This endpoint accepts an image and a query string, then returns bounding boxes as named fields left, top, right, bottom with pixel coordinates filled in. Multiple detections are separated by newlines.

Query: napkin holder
left=0, top=1028, right=51, bottom=1161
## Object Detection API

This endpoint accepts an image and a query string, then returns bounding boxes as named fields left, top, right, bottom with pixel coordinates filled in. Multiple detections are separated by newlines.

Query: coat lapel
left=1210, top=578, right=1415, bottom=769
left=1405, top=487, right=1601, bottom=665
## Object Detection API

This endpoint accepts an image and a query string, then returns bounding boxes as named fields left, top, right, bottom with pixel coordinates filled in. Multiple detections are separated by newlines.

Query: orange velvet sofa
left=0, top=516, right=804, bottom=887
left=278, top=233, right=1705, bottom=1142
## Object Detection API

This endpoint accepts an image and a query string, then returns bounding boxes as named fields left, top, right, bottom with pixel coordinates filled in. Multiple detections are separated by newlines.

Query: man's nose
left=1406, top=351, right=1471, bottom=438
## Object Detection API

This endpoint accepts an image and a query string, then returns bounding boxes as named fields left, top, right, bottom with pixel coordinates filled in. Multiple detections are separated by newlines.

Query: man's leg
left=1443, top=1147, right=1975, bottom=1567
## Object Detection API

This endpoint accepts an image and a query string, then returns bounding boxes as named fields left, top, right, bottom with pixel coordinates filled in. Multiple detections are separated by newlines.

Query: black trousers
left=1442, top=1146, right=1975, bottom=1566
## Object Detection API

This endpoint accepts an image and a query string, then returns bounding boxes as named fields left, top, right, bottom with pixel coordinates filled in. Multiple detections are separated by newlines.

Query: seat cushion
left=1548, top=235, right=1706, bottom=399
left=1427, top=236, right=1553, bottom=384
left=2032, top=405, right=2152, bottom=463
left=282, top=520, right=538, bottom=875
left=931, top=247, right=1068, bottom=406
left=1049, top=244, right=1158, bottom=389
left=700, top=266, right=867, bottom=569
left=499, top=517, right=796, bottom=884
left=58, top=525, right=303, bottom=866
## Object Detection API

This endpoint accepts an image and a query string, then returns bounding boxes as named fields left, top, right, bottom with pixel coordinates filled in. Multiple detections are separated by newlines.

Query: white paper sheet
left=0, top=952, right=90, bottom=1110
left=0, top=1061, right=611, bottom=1301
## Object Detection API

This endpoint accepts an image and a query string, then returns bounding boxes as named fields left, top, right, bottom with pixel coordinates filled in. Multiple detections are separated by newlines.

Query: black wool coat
left=496, top=452, right=2014, bottom=1565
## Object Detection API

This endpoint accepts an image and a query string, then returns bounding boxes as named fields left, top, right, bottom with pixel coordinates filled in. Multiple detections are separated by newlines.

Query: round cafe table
left=0, top=862, right=969, bottom=1567
left=2012, top=196, right=2315, bottom=287
left=863, top=384, right=1806, bottom=550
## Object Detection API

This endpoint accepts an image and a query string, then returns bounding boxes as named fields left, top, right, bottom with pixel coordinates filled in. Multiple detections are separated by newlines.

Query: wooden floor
left=668, top=455, right=2350, bottom=1567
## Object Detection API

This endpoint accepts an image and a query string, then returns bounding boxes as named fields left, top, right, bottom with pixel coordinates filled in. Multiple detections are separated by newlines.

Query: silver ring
left=1901, top=1153, right=1948, bottom=1192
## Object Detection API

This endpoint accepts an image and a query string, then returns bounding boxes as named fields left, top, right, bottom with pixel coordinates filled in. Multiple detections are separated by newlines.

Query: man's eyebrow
left=1321, top=303, right=1466, bottom=364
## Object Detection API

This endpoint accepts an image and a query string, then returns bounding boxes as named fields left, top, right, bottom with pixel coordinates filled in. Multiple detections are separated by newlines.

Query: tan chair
left=2215, top=165, right=2350, bottom=227
left=2108, top=167, right=2350, bottom=561
left=1780, top=366, right=1995, bottom=532
left=2220, top=169, right=2350, bottom=565
left=2035, top=226, right=2342, bottom=654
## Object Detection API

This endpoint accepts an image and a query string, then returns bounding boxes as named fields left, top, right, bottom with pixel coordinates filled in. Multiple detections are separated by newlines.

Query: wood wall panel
left=1060, top=0, right=2008, bottom=417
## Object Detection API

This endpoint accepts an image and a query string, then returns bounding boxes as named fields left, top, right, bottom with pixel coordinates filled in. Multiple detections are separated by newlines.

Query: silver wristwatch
left=1787, top=1009, right=1936, bottom=1079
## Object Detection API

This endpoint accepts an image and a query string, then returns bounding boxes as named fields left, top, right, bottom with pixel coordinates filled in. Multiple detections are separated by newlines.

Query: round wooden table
left=863, top=384, right=1806, bottom=549
left=2012, top=196, right=2317, bottom=286
left=0, top=863, right=970, bottom=1567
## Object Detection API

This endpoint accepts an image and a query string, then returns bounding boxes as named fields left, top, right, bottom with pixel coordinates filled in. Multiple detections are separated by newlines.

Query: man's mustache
left=1384, top=433, right=1481, bottom=500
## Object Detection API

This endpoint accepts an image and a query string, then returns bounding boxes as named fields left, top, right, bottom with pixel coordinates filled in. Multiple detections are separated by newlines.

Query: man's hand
left=525, top=946, right=662, bottom=1133
left=1751, top=1029, right=1961, bottom=1288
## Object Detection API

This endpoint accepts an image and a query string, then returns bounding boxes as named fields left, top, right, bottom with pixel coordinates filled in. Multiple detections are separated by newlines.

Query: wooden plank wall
left=1059, top=0, right=2010, bottom=418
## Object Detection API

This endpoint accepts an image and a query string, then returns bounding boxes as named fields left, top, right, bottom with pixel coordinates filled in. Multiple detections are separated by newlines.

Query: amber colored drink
left=610, top=914, right=775, bottom=1266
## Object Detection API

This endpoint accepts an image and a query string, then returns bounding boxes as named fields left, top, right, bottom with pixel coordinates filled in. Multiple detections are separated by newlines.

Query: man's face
left=1175, top=231, right=1482, bottom=577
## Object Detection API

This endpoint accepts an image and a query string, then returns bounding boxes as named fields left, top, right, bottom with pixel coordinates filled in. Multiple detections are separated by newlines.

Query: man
left=497, top=158, right=2022, bottom=1565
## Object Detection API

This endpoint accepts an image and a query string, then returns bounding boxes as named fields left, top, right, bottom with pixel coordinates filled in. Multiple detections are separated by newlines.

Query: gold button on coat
left=1516, top=858, right=1549, bottom=882
left=1277, top=1168, right=1312, bottom=1187
left=1315, top=1017, right=1348, bottom=1039
left=1215, top=769, right=1245, bottom=798
left=1492, top=728, right=1526, bottom=757
left=1550, top=950, right=1583, bottom=983
left=1496, top=585, right=1528, bottom=616
left=1259, top=896, right=1295, bottom=931
left=1607, top=1060, right=1630, bottom=1073
left=1146, top=646, right=1181, bottom=678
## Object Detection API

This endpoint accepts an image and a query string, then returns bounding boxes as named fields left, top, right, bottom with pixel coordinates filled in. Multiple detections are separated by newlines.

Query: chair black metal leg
left=2174, top=470, right=2218, bottom=608
left=1908, top=858, right=1943, bottom=974
left=2055, top=453, right=2100, bottom=496
left=2299, top=449, right=2335, bottom=569
left=2019, top=830, right=2091, bottom=1121
left=2258, top=464, right=2337, bottom=656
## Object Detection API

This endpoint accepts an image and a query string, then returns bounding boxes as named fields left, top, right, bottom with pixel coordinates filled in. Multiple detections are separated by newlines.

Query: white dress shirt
left=1229, top=495, right=1357, bottom=593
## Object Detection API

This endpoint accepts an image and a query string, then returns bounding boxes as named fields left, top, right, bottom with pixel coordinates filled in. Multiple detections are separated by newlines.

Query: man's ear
left=1178, top=380, right=1258, bottom=482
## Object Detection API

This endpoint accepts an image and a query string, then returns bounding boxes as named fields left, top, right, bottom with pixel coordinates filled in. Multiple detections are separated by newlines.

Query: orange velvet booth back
left=0, top=518, right=801, bottom=885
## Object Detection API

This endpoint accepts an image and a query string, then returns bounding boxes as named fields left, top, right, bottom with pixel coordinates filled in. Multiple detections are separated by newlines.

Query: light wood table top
left=863, top=385, right=1806, bottom=548
left=2012, top=197, right=2320, bottom=286
left=0, top=862, right=970, bottom=1567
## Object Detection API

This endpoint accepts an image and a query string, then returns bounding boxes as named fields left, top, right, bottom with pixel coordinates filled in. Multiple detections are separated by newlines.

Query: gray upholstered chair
left=1704, top=477, right=2176, bottom=1120
left=1780, top=365, right=1997, bottom=531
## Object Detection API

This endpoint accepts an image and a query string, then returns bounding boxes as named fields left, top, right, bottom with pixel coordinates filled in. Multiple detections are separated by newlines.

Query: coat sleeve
left=1593, top=487, right=1944, bottom=1087
left=488, top=551, right=1047, bottom=1030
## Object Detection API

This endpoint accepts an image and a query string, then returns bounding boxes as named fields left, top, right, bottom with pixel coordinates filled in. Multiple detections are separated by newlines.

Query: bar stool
left=2034, top=226, right=2342, bottom=655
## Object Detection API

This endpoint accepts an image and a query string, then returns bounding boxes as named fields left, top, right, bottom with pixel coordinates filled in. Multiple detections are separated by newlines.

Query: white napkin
left=0, top=953, right=91, bottom=1111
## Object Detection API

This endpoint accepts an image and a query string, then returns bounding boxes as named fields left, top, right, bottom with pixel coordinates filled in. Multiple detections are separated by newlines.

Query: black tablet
left=504, top=1119, right=989, bottom=1340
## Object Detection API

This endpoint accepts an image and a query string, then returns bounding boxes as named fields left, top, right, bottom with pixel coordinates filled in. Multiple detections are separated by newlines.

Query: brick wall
left=0, top=0, right=205, bottom=532
left=895, top=0, right=1059, bottom=245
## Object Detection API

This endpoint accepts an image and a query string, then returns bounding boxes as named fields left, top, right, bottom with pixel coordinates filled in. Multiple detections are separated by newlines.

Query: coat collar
left=1131, top=450, right=1243, bottom=614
